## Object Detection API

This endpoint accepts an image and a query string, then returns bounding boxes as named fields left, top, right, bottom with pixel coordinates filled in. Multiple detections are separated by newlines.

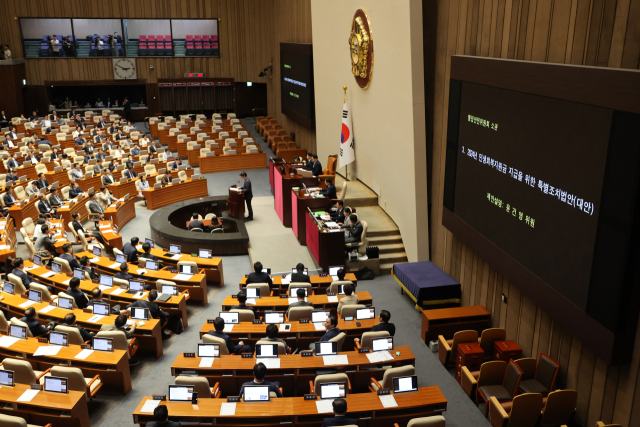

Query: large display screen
left=453, top=82, right=611, bottom=310
left=280, top=43, right=315, bottom=128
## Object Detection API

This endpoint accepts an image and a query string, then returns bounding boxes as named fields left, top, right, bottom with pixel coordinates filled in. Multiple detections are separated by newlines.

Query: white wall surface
left=126, top=19, right=171, bottom=40
left=21, top=19, right=72, bottom=40
left=72, top=19, right=122, bottom=39
left=311, top=0, right=429, bottom=262
left=171, top=20, right=218, bottom=39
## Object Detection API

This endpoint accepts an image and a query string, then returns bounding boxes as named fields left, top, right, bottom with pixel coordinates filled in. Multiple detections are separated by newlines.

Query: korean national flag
left=339, top=99, right=355, bottom=168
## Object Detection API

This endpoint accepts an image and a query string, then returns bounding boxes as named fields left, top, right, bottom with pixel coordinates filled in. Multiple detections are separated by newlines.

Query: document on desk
left=328, top=229, right=343, bottom=233
left=41, top=271, right=56, bottom=278
left=110, top=287, right=126, bottom=295
left=314, top=323, right=326, bottom=331
left=220, top=402, right=237, bottom=416
left=87, top=314, right=105, bottom=322
left=90, top=257, right=100, bottom=263
left=172, top=273, right=192, bottom=281
left=366, top=351, right=394, bottom=363
left=140, top=399, right=161, bottom=413
left=39, top=305, right=57, bottom=314
left=99, top=285, right=111, bottom=292
left=17, top=389, right=40, bottom=402
left=171, top=254, right=182, bottom=260
left=223, top=324, right=234, bottom=333
left=327, top=296, right=339, bottom=303
left=133, top=292, right=147, bottom=300
left=324, top=221, right=338, bottom=227
left=24, top=265, right=39, bottom=271
left=323, top=355, right=348, bottom=365
left=0, top=245, right=8, bottom=250
left=63, top=279, right=71, bottom=285
left=199, top=357, right=215, bottom=368
left=246, top=298, right=257, bottom=305
left=137, top=269, right=147, bottom=275
left=109, top=262, right=121, bottom=269
left=261, top=358, right=281, bottom=369
left=288, top=297, right=298, bottom=304
left=0, top=336, right=20, bottom=348
left=229, top=187, right=241, bottom=192
left=75, top=349, right=95, bottom=359
left=316, top=399, right=334, bottom=413
left=281, top=277, right=291, bottom=285
left=379, top=394, right=398, bottom=408
left=99, top=224, right=111, bottom=228
left=34, top=346, right=62, bottom=357
left=19, top=300, right=37, bottom=308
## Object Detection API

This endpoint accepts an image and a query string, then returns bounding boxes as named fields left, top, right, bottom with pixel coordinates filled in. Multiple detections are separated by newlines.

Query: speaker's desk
left=273, top=163, right=319, bottom=228
left=420, top=305, right=491, bottom=343
left=292, top=191, right=332, bottom=245
left=170, top=346, right=415, bottom=396
left=133, top=386, right=447, bottom=427
left=103, top=195, right=137, bottom=229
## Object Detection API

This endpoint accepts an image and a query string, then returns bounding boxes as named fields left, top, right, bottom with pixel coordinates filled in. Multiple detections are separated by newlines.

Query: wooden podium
left=227, top=186, right=245, bottom=219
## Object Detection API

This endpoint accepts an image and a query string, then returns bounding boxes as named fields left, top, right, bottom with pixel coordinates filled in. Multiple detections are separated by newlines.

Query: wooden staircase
left=367, top=229, right=408, bottom=275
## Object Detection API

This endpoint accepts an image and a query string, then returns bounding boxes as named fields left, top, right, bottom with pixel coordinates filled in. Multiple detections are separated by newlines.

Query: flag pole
left=343, top=85, right=348, bottom=181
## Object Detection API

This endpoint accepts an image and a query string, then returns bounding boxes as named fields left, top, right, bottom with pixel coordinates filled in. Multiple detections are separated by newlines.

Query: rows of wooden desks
left=221, top=291, right=372, bottom=314
left=170, top=346, right=415, bottom=396
left=186, top=144, right=263, bottom=167
left=75, top=250, right=210, bottom=305
left=133, top=387, right=447, bottom=427
left=0, top=383, right=91, bottom=427
left=239, top=273, right=358, bottom=295
left=0, top=217, right=18, bottom=263
left=22, top=259, right=189, bottom=330
left=141, top=177, right=209, bottom=210
left=107, top=166, right=195, bottom=199
left=199, top=152, right=267, bottom=173
left=200, top=315, right=374, bottom=352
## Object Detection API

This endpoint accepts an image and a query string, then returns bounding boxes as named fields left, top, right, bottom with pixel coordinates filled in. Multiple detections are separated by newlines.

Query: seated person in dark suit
left=3, top=186, right=17, bottom=207
left=305, top=153, right=314, bottom=170
left=369, top=309, right=396, bottom=336
left=125, top=155, right=135, bottom=170
left=147, top=405, right=181, bottom=427
left=188, top=213, right=205, bottom=231
left=11, top=258, right=33, bottom=290
left=35, top=173, right=50, bottom=189
left=5, top=170, right=20, bottom=184
left=171, top=158, right=184, bottom=170
left=344, top=214, right=363, bottom=245
left=286, top=287, right=314, bottom=317
left=21, top=307, right=53, bottom=337
left=318, top=177, right=337, bottom=200
left=310, top=316, right=341, bottom=351
left=141, top=242, right=158, bottom=261
left=124, top=165, right=138, bottom=179
left=56, top=313, right=94, bottom=342
left=87, top=288, right=121, bottom=314
left=69, top=182, right=85, bottom=198
left=115, top=262, right=133, bottom=281
left=330, top=201, right=346, bottom=224
left=311, top=154, right=322, bottom=177
left=60, top=243, right=82, bottom=271
left=66, top=277, right=89, bottom=309
left=230, top=290, right=256, bottom=313
left=208, top=317, right=251, bottom=354
left=48, top=188, right=65, bottom=207
left=161, top=171, right=173, bottom=186
left=246, top=261, right=272, bottom=286
left=291, top=263, right=311, bottom=283
left=239, top=363, right=283, bottom=399
left=127, top=290, right=171, bottom=339
left=71, top=212, right=104, bottom=245
left=7, top=153, right=21, bottom=169
left=321, top=398, right=357, bottom=427
left=122, top=237, right=140, bottom=263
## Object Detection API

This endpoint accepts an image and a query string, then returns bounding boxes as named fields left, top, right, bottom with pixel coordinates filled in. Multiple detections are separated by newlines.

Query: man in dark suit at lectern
left=239, top=171, right=253, bottom=221
left=312, top=154, right=323, bottom=177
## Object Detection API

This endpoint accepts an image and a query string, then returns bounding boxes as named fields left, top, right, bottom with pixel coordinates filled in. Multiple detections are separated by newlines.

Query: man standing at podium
left=239, top=171, right=253, bottom=221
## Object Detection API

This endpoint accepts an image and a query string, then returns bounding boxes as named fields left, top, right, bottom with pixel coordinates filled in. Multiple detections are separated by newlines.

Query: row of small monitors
left=167, top=375, right=418, bottom=403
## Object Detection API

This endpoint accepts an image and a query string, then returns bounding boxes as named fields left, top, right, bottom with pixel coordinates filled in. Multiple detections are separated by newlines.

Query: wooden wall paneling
left=587, top=357, right=608, bottom=426
left=547, top=0, right=573, bottom=63
left=595, top=0, right=619, bottom=66
left=620, top=0, right=640, bottom=69
left=608, top=0, right=631, bottom=67
left=575, top=347, right=597, bottom=424
left=601, top=365, right=620, bottom=423
left=518, top=295, right=537, bottom=357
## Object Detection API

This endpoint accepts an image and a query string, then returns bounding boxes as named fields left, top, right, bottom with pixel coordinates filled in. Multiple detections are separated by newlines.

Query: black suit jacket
left=240, top=380, right=282, bottom=398
left=331, top=208, right=345, bottom=224
left=306, top=159, right=313, bottom=170
left=122, top=242, right=139, bottom=263
left=312, top=161, right=322, bottom=177
left=246, top=272, right=272, bottom=286
left=207, top=330, right=242, bottom=353
left=188, top=220, right=205, bottom=231
left=348, top=221, right=363, bottom=242
left=38, top=200, right=54, bottom=213
left=125, top=169, right=137, bottom=179
left=66, top=286, right=88, bottom=309
left=321, top=184, right=337, bottom=200
left=61, top=253, right=82, bottom=271
left=146, top=421, right=181, bottom=427
left=127, top=300, right=169, bottom=322
left=291, top=272, right=311, bottom=283
left=3, top=193, right=16, bottom=207
left=69, top=188, right=84, bottom=198
left=321, top=416, right=358, bottom=427
left=20, top=316, right=50, bottom=337
left=371, top=322, right=396, bottom=337
left=36, top=179, right=49, bottom=189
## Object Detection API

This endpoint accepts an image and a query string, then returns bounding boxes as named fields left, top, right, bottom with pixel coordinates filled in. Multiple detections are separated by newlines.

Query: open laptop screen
left=315, top=342, right=338, bottom=356
left=393, top=375, right=418, bottom=393
left=319, top=382, right=346, bottom=399
left=0, top=369, right=14, bottom=386
left=372, top=337, right=394, bottom=352
left=168, top=385, right=194, bottom=401
left=255, top=344, right=278, bottom=358
left=219, top=312, right=239, bottom=324
left=264, top=312, right=284, bottom=324
left=311, top=310, right=330, bottom=323
left=356, top=307, right=375, bottom=320
left=243, top=385, right=270, bottom=402
left=198, top=343, right=220, bottom=358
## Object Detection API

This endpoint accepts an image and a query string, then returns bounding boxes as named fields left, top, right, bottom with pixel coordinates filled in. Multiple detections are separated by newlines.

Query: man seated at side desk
left=291, top=263, right=311, bottom=283
left=322, top=398, right=357, bottom=427
left=287, top=288, right=314, bottom=317
left=208, top=317, right=251, bottom=354
left=310, top=315, right=341, bottom=350
left=127, top=290, right=171, bottom=339
left=88, top=288, right=121, bottom=314
left=343, top=214, right=363, bottom=245
left=60, top=243, right=82, bottom=270
left=141, top=242, right=158, bottom=261
left=331, top=201, right=346, bottom=224
left=55, top=313, right=94, bottom=342
left=187, top=213, right=205, bottom=231
left=336, top=283, right=359, bottom=315
left=230, top=290, right=256, bottom=313
left=317, top=177, right=337, bottom=200
left=354, top=310, right=396, bottom=348
left=115, top=263, right=134, bottom=281
left=239, top=363, right=283, bottom=399
left=246, top=261, right=272, bottom=286
left=122, top=237, right=140, bottom=263
left=67, top=277, right=89, bottom=309
left=148, top=405, right=181, bottom=427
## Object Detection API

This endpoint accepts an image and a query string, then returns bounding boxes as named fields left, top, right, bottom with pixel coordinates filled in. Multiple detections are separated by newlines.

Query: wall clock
left=349, top=9, right=374, bottom=89
left=113, top=58, right=137, bottom=80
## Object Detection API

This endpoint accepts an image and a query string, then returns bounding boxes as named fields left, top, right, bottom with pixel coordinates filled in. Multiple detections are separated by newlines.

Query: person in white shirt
left=138, top=175, right=150, bottom=196
left=98, top=39, right=104, bottom=56
left=3, top=45, right=11, bottom=60
left=114, top=147, right=124, bottom=159
left=42, top=118, right=52, bottom=133
left=139, top=136, right=149, bottom=147
left=51, top=36, right=60, bottom=56
left=159, top=150, right=167, bottom=162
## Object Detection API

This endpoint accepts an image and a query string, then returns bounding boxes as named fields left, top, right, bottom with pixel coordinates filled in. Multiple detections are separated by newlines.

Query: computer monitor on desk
left=0, top=369, right=14, bottom=387
left=243, top=385, right=270, bottom=402
left=319, top=382, right=346, bottom=399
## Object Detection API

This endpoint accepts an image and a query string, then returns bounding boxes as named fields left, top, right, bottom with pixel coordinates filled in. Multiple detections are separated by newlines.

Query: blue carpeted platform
left=392, top=261, right=461, bottom=310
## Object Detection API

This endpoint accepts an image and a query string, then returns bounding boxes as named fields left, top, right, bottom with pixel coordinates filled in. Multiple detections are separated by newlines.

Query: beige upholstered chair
left=0, top=358, right=48, bottom=384
left=287, top=282, right=312, bottom=296
left=397, top=416, right=446, bottom=427
left=0, top=311, right=8, bottom=332
left=96, top=330, right=139, bottom=360
left=369, top=365, right=415, bottom=391
left=57, top=292, right=79, bottom=309
left=175, top=376, right=220, bottom=398
left=230, top=308, right=256, bottom=322
left=329, top=332, right=346, bottom=351
left=55, top=324, right=87, bottom=345
left=10, top=318, right=33, bottom=337
left=328, top=280, right=352, bottom=293
left=438, top=329, right=479, bottom=365
left=7, top=273, right=28, bottom=295
left=50, top=366, right=103, bottom=399
left=53, top=256, right=73, bottom=273
left=203, top=334, right=230, bottom=355
left=256, top=339, right=288, bottom=355
left=0, top=413, right=53, bottom=427
left=29, top=283, right=56, bottom=303
left=478, top=328, right=507, bottom=359
left=355, top=331, right=390, bottom=350
left=287, top=306, right=314, bottom=322
left=246, top=282, right=271, bottom=297
left=461, top=360, right=507, bottom=400
left=489, top=393, right=544, bottom=427
left=537, top=389, right=577, bottom=427
left=339, top=304, right=365, bottom=319
left=310, top=373, right=351, bottom=395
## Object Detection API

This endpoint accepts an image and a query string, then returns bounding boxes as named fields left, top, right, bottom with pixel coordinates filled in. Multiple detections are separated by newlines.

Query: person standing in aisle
left=239, top=171, right=253, bottom=221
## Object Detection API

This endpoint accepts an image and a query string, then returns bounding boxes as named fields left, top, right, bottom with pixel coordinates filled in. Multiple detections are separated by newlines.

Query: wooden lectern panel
left=228, top=186, right=245, bottom=219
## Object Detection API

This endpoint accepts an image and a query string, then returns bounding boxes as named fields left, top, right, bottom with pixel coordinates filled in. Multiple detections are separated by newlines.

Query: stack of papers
left=327, top=296, right=339, bottom=303
left=41, top=271, right=56, bottom=278
left=87, top=315, right=105, bottom=322
left=75, top=349, right=94, bottom=359
left=223, top=324, right=234, bottom=333
left=171, top=254, right=182, bottom=260
left=0, top=336, right=20, bottom=348
left=288, top=297, right=298, bottom=304
left=98, top=285, right=111, bottom=291
left=110, top=287, right=126, bottom=295
left=281, top=277, right=291, bottom=285
left=24, top=265, right=39, bottom=271
left=140, top=399, right=161, bottom=413
left=39, top=305, right=57, bottom=314
left=62, top=279, right=71, bottom=285
left=261, top=358, right=281, bottom=369
left=366, top=351, right=394, bottom=363
left=199, top=357, right=215, bottom=368
left=323, top=355, right=348, bottom=365
left=34, top=346, right=62, bottom=356
left=379, top=395, right=398, bottom=408
left=99, top=224, right=111, bottom=229
left=246, top=299, right=257, bottom=305
left=90, top=257, right=100, bottom=263
left=220, top=402, right=236, bottom=415
left=314, top=323, right=326, bottom=331
left=17, top=389, right=40, bottom=402
left=315, top=400, right=333, bottom=413
left=172, top=274, right=192, bottom=281
left=19, top=300, right=38, bottom=308
left=0, top=244, right=9, bottom=250
left=109, top=262, right=121, bottom=269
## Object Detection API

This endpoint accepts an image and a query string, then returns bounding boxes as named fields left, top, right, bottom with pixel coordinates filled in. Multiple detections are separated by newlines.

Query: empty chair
left=537, top=389, right=578, bottom=427
left=50, top=366, right=102, bottom=399
left=355, top=331, right=390, bottom=350
left=203, top=334, right=230, bottom=355
left=1, top=358, right=47, bottom=384
left=246, top=282, right=271, bottom=297
left=477, top=360, right=524, bottom=416
left=53, top=256, right=73, bottom=273
left=394, top=417, right=446, bottom=427
left=339, top=304, right=366, bottom=319
left=478, top=328, right=507, bottom=360
left=29, top=283, right=56, bottom=303
left=287, top=306, right=314, bottom=322
left=438, top=329, right=479, bottom=366
left=369, top=365, right=415, bottom=391
left=310, top=373, right=351, bottom=395
left=175, top=376, right=220, bottom=398
left=0, top=413, right=54, bottom=427
left=96, top=330, right=139, bottom=360
left=0, top=311, right=8, bottom=332
left=517, top=353, right=560, bottom=395
left=230, top=309, right=255, bottom=322
left=489, top=393, right=544, bottom=427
